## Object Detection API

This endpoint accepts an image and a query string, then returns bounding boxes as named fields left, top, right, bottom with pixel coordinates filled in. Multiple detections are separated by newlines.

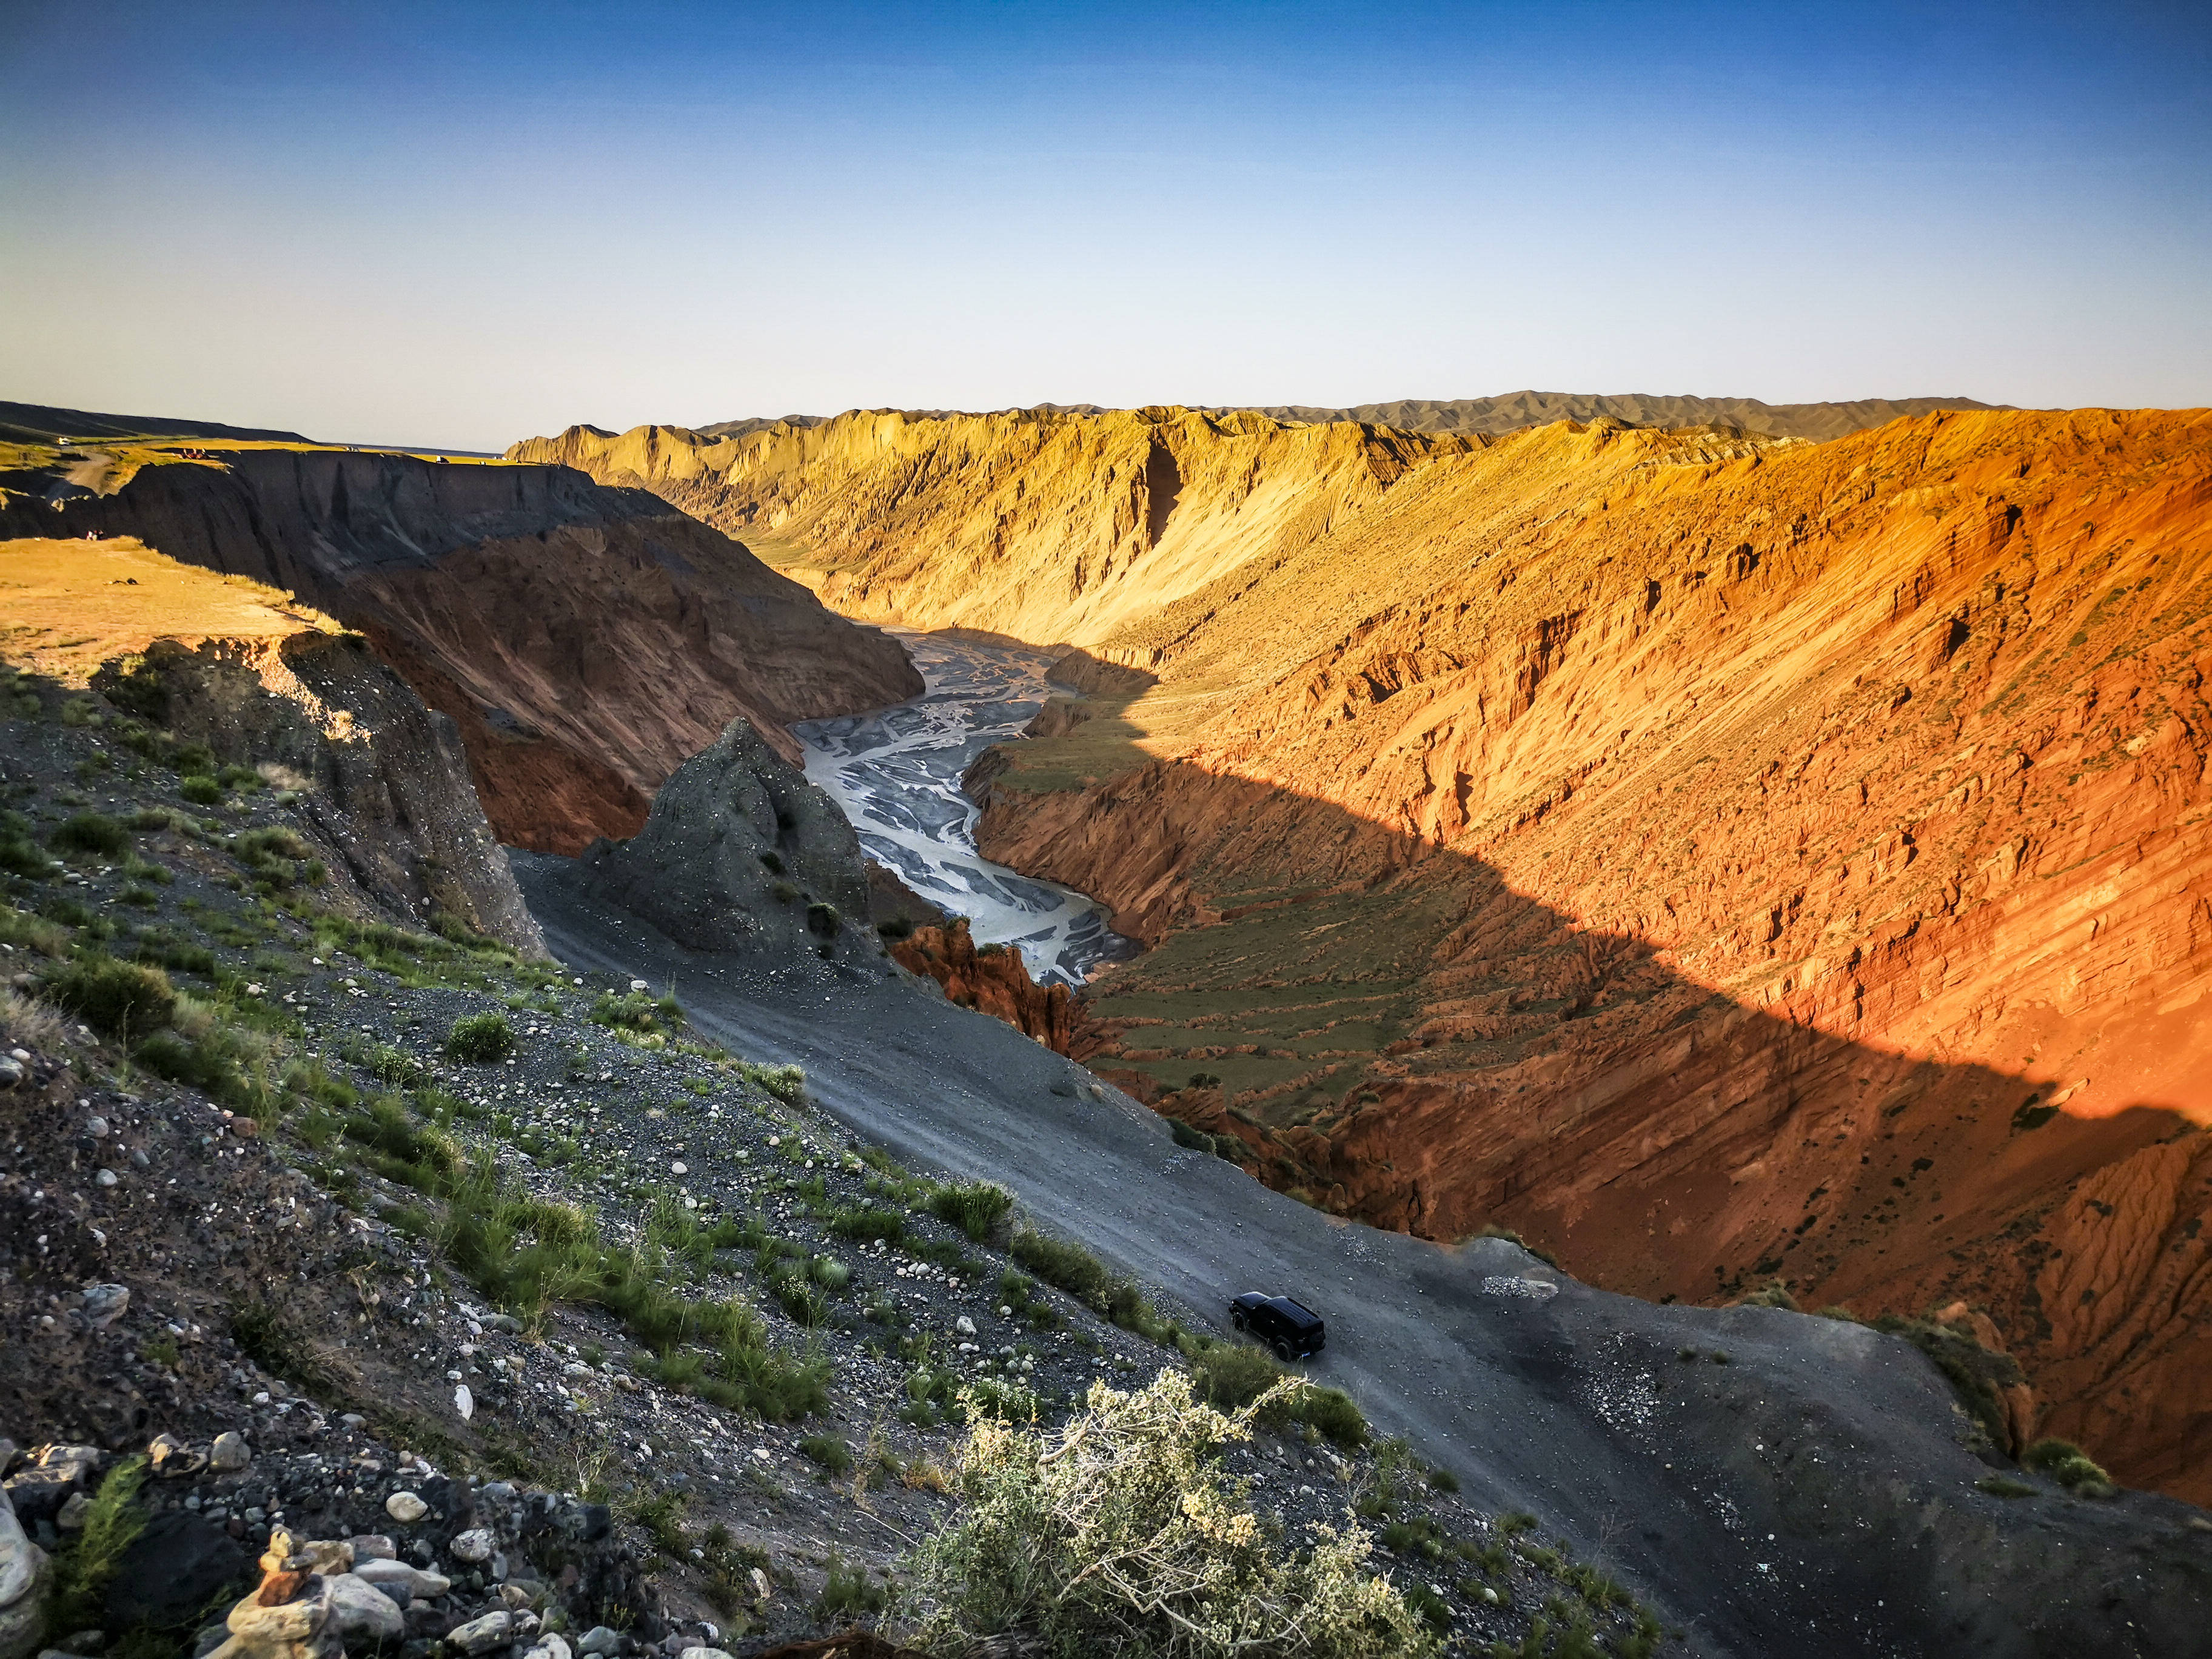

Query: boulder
left=0, top=1498, right=51, bottom=1659
left=321, top=1576, right=403, bottom=1651
left=104, top=1510, right=252, bottom=1631
left=582, top=719, right=877, bottom=968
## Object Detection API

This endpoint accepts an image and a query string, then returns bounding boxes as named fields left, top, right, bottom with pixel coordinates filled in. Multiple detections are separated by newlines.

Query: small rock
left=749, top=1566, right=771, bottom=1601
left=454, top=1386, right=474, bottom=1422
left=955, top=1315, right=977, bottom=1337
left=93, top=1170, right=116, bottom=1189
left=351, top=1560, right=448, bottom=1599
left=383, top=1492, right=427, bottom=1524
left=0, top=1059, right=22, bottom=1089
left=339, top=1414, right=366, bottom=1430
left=84, top=1118, right=110, bottom=1139
left=58, top=1632, right=104, bottom=1654
left=676, top=1649, right=734, bottom=1659
left=79, top=1285, right=129, bottom=1328
left=446, top=1610, right=527, bottom=1655
left=325, top=1574, right=404, bottom=1647
left=447, top=1529, right=493, bottom=1566
left=576, top=1628, right=622, bottom=1657
left=207, top=1434, right=250, bottom=1473
left=347, top=1535, right=395, bottom=1561
left=53, top=1495, right=90, bottom=1533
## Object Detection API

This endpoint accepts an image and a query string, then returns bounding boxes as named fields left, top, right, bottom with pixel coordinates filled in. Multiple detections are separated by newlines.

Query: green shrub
left=0, top=833, right=56, bottom=879
left=896, top=1370, right=1429, bottom=1657
left=45, top=1455, right=150, bottom=1634
left=1977, top=1475, right=2038, bottom=1498
left=828, top=1205, right=906, bottom=1245
left=2023, top=1438, right=2116, bottom=1496
left=591, top=989, right=679, bottom=1034
left=178, top=775, right=224, bottom=805
left=739, top=1060, right=806, bottom=1104
left=50, top=812, right=129, bottom=857
left=0, top=903, right=69, bottom=957
left=235, top=826, right=323, bottom=890
left=1875, top=1313, right=2025, bottom=1452
left=445, top=1011, right=515, bottom=1063
left=771, top=881, right=800, bottom=904
left=799, top=1433, right=854, bottom=1475
left=877, top=916, right=914, bottom=940
left=45, top=956, right=176, bottom=1039
left=1010, top=1227, right=1109, bottom=1304
left=931, top=1179, right=1014, bottom=1241
left=1193, top=1341, right=1288, bottom=1411
left=814, top=1551, right=886, bottom=1622
left=806, top=901, right=840, bottom=937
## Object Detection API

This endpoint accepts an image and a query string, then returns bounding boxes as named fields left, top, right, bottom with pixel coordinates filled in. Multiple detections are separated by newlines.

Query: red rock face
left=0, top=446, right=923, bottom=853
left=890, top=920, right=1079, bottom=1054
left=964, top=409, right=2212, bottom=1500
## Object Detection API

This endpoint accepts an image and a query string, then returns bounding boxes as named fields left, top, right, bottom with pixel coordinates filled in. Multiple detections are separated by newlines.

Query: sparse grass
left=44, top=954, right=176, bottom=1040
left=445, top=1011, right=515, bottom=1063
left=739, top=1060, right=806, bottom=1104
left=799, top=1433, right=854, bottom=1475
left=931, top=1179, right=1013, bottom=1241
left=2023, top=1438, right=2116, bottom=1497
left=50, top=810, right=129, bottom=857
left=1977, top=1475, right=2038, bottom=1498
left=45, top=1455, right=150, bottom=1637
left=814, top=1551, right=886, bottom=1622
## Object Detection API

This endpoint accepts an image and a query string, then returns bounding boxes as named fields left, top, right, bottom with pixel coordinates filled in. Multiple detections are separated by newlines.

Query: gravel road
left=517, top=853, right=2212, bottom=1659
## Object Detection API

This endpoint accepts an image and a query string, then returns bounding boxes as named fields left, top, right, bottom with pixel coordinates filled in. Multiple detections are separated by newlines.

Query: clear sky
left=4, top=1, right=2207, bottom=450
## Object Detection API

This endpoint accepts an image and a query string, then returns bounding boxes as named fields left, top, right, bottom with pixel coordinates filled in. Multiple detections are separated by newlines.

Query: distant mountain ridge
left=0, top=398, right=312, bottom=445
left=688, top=392, right=2013, bottom=444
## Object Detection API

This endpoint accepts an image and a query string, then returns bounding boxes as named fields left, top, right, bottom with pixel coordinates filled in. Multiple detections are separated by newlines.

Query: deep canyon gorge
left=520, top=401, right=2212, bottom=1502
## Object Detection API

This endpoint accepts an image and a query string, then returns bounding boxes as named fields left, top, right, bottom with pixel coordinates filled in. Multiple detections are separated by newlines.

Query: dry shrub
left=897, top=1369, right=1432, bottom=1657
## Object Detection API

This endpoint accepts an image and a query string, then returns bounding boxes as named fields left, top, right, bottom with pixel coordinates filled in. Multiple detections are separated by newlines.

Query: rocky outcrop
left=888, top=918, right=1079, bottom=1052
left=0, top=445, right=920, bottom=851
left=94, top=634, right=545, bottom=955
left=581, top=717, right=878, bottom=967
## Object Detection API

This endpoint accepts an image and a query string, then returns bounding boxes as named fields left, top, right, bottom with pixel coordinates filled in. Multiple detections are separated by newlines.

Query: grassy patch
left=445, top=1011, right=515, bottom=1062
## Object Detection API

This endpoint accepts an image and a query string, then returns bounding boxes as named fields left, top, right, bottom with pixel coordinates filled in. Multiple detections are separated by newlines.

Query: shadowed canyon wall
left=526, top=401, right=2212, bottom=1499
left=0, top=446, right=920, bottom=851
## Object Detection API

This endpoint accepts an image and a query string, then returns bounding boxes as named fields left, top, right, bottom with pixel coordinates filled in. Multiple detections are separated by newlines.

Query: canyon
left=0, top=438, right=919, bottom=853
left=525, top=400, right=2212, bottom=1502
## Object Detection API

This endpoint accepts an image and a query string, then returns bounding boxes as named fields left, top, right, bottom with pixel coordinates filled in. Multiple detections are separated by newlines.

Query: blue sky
left=3, top=1, right=2207, bottom=448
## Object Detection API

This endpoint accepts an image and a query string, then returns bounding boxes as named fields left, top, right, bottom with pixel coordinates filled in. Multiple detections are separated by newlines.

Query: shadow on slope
left=977, top=753, right=2212, bottom=1502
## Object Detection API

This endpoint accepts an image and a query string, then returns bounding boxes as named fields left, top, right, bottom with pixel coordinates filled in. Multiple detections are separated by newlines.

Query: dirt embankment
left=1, top=446, right=920, bottom=853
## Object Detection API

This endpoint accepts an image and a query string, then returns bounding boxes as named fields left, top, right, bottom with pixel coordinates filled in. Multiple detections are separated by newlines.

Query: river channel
left=791, top=631, right=1132, bottom=986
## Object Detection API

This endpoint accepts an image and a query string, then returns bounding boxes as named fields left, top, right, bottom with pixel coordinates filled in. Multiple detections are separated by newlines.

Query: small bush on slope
left=896, top=1369, right=1432, bottom=1658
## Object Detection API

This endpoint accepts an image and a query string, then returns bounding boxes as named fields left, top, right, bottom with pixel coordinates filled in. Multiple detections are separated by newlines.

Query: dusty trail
left=518, top=854, right=2208, bottom=1659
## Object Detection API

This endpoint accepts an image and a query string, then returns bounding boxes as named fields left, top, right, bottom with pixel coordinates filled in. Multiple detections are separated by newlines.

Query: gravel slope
left=515, top=854, right=2212, bottom=1659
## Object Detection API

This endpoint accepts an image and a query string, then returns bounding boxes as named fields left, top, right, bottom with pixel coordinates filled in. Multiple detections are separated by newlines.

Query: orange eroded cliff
left=889, top=918, right=1080, bottom=1053
left=555, top=403, right=2212, bottom=1496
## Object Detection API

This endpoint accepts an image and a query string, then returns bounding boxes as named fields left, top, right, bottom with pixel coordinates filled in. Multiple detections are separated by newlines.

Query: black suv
left=1229, top=1292, right=1327, bottom=1360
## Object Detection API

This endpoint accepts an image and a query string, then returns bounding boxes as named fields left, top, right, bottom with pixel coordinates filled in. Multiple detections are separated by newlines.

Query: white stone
left=209, top=1432, right=251, bottom=1472
left=383, top=1490, right=427, bottom=1524
left=677, top=1649, right=735, bottom=1659
left=954, top=1316, right=976, bottom=1336
left=454, top=1385, right=475, bottom=1421
left=447, top=1528, right=494, bottom=1565
left=445, top=1610, right=519, bottom=1655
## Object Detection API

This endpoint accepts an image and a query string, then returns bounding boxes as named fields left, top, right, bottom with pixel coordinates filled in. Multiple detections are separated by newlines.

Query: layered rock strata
left=554, top=401, right=2212, bottom=1500
left=0, top=446, right=920, bottom=851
